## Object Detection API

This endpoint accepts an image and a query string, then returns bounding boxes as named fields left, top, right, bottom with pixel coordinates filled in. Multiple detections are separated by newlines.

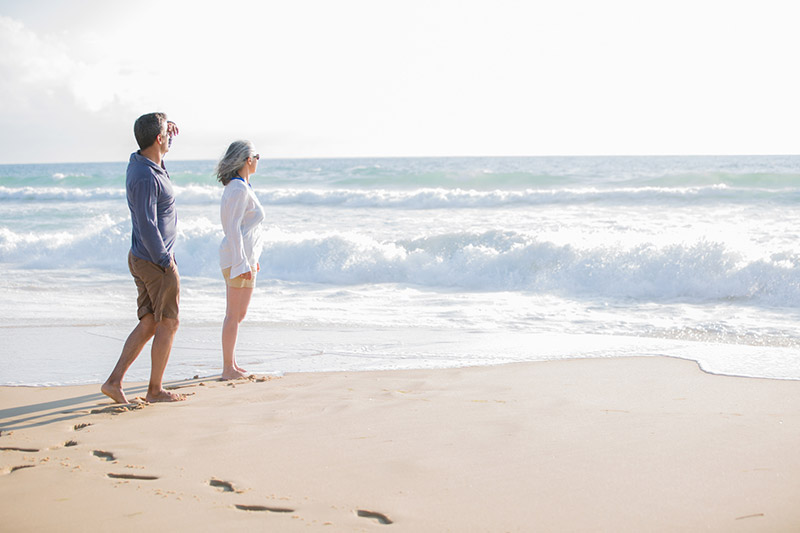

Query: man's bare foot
left=145, top=389, right=186, bottom=403
left=221, top=368, right=247, bottom=381
left=101, top=381, right=128, bottom=404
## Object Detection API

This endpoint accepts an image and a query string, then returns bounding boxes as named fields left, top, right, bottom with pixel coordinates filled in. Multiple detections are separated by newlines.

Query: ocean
left=2, top=155, right=800, bottom=385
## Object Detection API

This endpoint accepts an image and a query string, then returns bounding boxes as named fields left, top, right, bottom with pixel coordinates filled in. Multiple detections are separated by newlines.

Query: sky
left=1, top=0, right=799, bottom=164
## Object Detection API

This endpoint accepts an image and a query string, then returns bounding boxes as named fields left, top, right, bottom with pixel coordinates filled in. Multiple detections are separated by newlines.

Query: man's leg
left=101, top=314, right=157, bottom=403
left=145, top=317, right=185, bottom=402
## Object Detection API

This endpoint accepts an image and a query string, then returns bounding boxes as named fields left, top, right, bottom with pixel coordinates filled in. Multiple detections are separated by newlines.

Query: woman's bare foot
left=221, top=368, right=247, bottom=381
left=145, top=389, right=186, bottom=403
left=231, top=357, right=247, bottom=374
left=101, top=381, right=128, bottom=404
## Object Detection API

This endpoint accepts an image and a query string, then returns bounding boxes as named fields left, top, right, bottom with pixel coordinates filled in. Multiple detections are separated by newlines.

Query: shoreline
left=3, top=324, right=800, bottom=388
left=2, top=356, right=799, bottom=531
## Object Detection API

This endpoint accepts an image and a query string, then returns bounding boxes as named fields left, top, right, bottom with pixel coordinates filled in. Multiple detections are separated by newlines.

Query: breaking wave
left=3, top=223, right=799, bottom=306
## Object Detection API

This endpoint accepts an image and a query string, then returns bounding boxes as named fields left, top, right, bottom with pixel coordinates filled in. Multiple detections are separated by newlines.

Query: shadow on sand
left=0, top=376, right=219, bottom=432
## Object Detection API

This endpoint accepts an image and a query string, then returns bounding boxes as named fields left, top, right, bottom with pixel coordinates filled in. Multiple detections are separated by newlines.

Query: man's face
left=158, top=123, right=170, bottom=155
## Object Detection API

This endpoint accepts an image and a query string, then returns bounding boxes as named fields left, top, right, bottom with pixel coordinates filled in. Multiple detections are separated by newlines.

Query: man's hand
left=167, top=121, right=179, bottom=137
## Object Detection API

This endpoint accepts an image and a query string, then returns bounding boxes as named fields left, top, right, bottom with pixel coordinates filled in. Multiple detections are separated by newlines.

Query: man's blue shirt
left=126, top=152, right=177, bottom=268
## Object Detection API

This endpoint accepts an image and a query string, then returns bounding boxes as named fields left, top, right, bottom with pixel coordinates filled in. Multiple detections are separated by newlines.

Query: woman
left=216, top=140, right=265, bottom=380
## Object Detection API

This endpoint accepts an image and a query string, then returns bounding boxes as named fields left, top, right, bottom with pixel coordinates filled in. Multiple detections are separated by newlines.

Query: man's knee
left=138, top=314, right=158, bottom=335
left=157, top=316, right=180, bottom=333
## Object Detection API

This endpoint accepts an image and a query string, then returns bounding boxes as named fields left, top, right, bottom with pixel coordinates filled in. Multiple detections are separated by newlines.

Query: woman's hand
left=238, top=264, right=258, bottom=280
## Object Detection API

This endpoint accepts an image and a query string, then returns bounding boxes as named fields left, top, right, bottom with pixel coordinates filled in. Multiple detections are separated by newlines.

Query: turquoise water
left=2, top=155, right=800, bottom=384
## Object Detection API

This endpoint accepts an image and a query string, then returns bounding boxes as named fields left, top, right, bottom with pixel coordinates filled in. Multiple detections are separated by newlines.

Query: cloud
left=0, top=14, right=159, bottom=113
left=0, top=16, right=146, bottom=162
left=0, top=16, right=72, bottom=106
left=3, top=1, right=800, bottom=163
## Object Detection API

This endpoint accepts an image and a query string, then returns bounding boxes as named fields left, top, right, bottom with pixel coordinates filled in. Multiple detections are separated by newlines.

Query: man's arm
left=131, top=178, right=171, bottom=268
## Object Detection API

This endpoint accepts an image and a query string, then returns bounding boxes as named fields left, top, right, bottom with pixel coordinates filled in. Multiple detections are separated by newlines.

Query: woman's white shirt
left=219, top=179, right=265, bottom=278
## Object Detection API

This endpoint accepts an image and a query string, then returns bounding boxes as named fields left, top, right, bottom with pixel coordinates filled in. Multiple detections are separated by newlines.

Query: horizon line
left=2, top=153, right=798, bottom=166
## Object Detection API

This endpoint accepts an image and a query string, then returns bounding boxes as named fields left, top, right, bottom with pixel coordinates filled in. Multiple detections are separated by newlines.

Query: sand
left=1, top=356, right=799, bottom=532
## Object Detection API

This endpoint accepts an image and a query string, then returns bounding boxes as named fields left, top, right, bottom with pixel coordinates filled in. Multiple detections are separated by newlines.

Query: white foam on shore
left=2, top=323, right=799, bottom=387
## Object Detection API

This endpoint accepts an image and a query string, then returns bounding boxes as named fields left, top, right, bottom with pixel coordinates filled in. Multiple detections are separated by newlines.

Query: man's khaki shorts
left=222, top=267, right=257, bottom=289
left=128, top=251, right=180, bottom=322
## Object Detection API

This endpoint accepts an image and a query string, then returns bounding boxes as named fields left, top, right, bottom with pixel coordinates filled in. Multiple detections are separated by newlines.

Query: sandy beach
left=1, top=356, right=798, bottom=532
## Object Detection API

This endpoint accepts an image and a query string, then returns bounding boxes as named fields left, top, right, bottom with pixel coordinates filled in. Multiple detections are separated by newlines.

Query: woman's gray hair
left=216, top=140, right=257, bottom=185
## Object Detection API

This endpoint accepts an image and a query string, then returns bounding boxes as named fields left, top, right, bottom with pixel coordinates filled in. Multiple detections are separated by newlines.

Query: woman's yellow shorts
left=222, top=267, right=257, bottom=289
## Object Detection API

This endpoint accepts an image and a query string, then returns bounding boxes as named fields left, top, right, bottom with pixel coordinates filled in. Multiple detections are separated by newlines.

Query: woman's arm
left=221, top=186, right=251, bottom=278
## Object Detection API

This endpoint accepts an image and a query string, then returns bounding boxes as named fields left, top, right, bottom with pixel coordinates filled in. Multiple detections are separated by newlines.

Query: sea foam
left=4, top=184, right=798, bottom=208
left=3, top=220, right=798, bottom=306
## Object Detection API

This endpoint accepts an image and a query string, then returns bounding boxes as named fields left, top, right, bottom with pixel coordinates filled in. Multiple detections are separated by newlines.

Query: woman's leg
left=221, top=284, right=253, bottom=380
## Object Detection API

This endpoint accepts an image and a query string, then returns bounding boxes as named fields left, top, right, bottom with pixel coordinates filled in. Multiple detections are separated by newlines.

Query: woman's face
left=248, top=153, right=260, bottom=174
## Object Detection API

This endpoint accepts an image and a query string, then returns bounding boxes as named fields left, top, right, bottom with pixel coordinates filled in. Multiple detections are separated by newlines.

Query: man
left=102, top=112, right=185, bottom=404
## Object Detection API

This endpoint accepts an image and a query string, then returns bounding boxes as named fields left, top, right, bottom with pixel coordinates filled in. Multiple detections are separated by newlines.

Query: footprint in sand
left=91, top=402, right=146, bottom=415
left=107, top=473, right=159, bottom=480
left=73, top=423, right=92, bottom=431
left=235, top=504, right=294, bottom=513
left=93, top=450, right=116, bottom=462
left=1, top=464, right=36, bottom=475
left=209, top=478, right=241, bottom=493
left=357, top=510, right=394, bottom=525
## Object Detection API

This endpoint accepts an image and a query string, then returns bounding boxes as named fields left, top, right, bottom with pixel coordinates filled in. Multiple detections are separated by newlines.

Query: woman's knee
left=224, top=311, right=247, bottom=324
left=226, top=311, right=247, bottom=324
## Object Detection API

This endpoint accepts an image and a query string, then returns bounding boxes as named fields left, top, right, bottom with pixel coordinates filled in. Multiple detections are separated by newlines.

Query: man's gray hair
left=216, top=140, right=257, bottom=186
